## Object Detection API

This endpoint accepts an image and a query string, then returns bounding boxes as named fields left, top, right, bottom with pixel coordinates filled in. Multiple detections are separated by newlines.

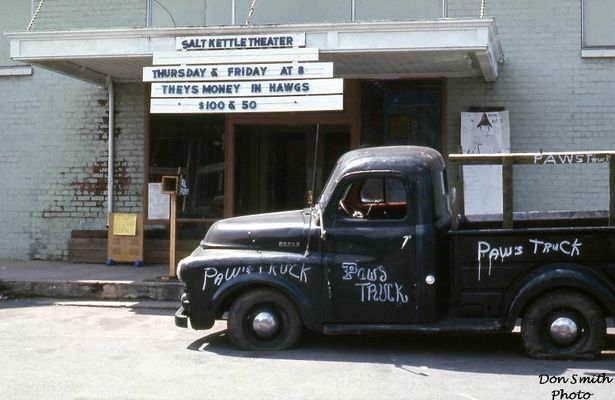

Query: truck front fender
left=504, top=263, right=615, bottom=329
left=210, top=274, right=318, bottom=330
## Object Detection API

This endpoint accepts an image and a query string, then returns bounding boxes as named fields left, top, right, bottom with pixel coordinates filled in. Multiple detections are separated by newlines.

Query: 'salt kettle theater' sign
left=144, top=33, right=344, bottom=114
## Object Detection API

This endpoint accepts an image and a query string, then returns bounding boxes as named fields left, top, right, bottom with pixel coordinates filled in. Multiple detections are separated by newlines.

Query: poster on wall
left=460, top=111, right=511, bottom=215
left=148, top=183, right=170, bottom=220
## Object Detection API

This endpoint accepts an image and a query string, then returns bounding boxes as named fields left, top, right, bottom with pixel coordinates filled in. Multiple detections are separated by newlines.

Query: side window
left=335, top=176, right=408, bottom=220
left=0, top=0, right=31, bottom=67
left=583, top=0, right=615, bottom=48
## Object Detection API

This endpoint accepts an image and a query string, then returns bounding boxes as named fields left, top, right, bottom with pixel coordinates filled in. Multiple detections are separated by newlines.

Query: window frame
left=0, top=0, right=34, bottom=74
left=326, top=171, right=413, bottom=223
left=581, top=0, right=615, bottom=56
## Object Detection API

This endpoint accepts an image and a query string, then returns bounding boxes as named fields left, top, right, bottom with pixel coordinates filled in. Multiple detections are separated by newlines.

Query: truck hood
left=200, top=209, right=310, bottom=253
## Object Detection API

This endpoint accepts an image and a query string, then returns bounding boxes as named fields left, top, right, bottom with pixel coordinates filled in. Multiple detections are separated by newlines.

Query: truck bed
left=447, top=218, right=615, bottom=320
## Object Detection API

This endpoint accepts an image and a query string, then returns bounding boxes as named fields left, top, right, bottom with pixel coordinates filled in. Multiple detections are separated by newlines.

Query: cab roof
left=318, top=146, right=447, bottom=209
left=334, top=146, right=446, bottom=177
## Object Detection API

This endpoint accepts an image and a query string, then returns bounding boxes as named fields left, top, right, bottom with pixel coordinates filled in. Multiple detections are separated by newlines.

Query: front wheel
left=521, top=291, right=606, bottom=360
left=227, top=289, right=303, bottom=351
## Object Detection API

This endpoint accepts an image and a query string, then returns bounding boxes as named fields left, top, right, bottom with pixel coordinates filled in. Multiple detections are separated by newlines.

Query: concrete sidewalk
left=0, top=259, right=183, bottom=301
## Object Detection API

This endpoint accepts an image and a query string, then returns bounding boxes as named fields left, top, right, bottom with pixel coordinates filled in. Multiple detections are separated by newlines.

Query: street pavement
left=0, top=299, right=614, bottom=400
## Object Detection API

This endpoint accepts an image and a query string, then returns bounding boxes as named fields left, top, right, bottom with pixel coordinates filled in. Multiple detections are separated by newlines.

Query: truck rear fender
left=210, top=274, right=317, bottom=329
left=503, top=263, right=615, bottom=329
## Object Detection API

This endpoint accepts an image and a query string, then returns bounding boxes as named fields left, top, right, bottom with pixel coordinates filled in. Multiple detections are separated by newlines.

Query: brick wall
left=2, top=0, right=615, bottom=260
left=447, top=0, right=615, bottom=211
left=0, top=67, right=145, bottom=259
left=113, top=83, right=146, bottom=213
left=0, top=2, right=146, bottom=260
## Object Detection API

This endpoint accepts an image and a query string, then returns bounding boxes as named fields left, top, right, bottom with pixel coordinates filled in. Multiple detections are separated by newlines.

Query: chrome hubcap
left=252, top=311, right=279, bottom=337
left=549, top=317, right=579, bottom=345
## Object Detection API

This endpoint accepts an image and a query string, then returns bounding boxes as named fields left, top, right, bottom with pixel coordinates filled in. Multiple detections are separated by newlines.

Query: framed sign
left=148, top=182, right=170, bottom=220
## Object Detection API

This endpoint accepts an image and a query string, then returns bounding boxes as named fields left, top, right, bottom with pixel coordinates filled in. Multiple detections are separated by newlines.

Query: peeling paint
left=43, top=159, right=132, bottom=219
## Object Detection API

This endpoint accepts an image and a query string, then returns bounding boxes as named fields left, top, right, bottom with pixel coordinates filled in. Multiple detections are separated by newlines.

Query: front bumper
left=175, top=307, right=188, bottom=328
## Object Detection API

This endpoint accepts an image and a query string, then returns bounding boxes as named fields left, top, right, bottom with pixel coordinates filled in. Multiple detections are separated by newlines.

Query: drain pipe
left=107, top=76, right=115, bottom=224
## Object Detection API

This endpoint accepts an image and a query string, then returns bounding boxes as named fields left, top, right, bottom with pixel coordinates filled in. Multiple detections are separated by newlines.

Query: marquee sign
left=143, top=62, right=334, bottom=82
left=176, top=34, right=306, bottom=50
left=146, top=33, right=343, bottom=114
left=150, top=95, right=343, bottom=114
left=150, top=78, right=343, bottom=98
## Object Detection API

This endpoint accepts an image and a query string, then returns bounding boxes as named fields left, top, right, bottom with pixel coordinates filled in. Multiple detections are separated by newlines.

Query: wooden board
left=69, top=237, right=195, bottom=264
left=107, top=213, right=144, bottom=263
left=448, top=151, right=615, bottom=165
left=449, top=150, right=615, bottom=227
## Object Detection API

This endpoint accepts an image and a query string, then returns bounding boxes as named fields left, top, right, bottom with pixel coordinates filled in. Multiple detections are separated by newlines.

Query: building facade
left=1, top=0, right=614, bottom=260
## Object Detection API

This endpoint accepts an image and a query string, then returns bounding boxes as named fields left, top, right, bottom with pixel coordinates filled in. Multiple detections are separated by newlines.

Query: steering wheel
left=338, top=200, right=352, bottom=216
left=338, top=200, right=364, bottom=219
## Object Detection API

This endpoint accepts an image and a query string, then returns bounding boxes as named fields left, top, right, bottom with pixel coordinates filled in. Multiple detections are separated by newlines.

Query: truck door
left=323, top=173, right=417, bottom=323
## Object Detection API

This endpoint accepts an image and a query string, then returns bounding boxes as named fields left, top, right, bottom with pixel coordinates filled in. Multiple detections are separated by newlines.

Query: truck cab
left=175, top=146, right=615, bottom=359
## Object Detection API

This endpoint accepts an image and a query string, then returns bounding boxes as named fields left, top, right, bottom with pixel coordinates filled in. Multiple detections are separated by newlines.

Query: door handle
left=401, top=235, right=412, bottom=250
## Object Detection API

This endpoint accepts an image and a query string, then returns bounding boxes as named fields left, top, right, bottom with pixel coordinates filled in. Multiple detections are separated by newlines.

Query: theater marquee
left=146, top=33, right=344, bottom=114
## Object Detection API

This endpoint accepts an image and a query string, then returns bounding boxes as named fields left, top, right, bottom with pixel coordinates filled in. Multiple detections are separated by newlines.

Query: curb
left=0, top=279, right=183, bottom=302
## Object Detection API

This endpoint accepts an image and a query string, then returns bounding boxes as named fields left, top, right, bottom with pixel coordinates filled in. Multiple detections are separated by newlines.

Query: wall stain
left=96, top=98, right=122, bottom=141
left=42, top=98, right=133, bottom=221
left=69, top=160, right=131, bottom=198
left=43, top=159, right=132, bottom=219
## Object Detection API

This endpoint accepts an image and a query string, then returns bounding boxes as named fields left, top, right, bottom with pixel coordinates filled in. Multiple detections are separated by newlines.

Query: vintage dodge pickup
left=175, top=146, right=615, bottom=359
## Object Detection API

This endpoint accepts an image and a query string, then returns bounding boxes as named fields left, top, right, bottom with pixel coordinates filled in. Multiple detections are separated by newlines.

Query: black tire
left=521, top=291, right=606, bottom=360
left=227, top=289, right=303, bottom=351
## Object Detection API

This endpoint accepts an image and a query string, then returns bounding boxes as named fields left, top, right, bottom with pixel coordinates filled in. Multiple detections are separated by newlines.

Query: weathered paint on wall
left=1, top=0, right=615, bottom=259
left=0, top=67, right=144, bottom=259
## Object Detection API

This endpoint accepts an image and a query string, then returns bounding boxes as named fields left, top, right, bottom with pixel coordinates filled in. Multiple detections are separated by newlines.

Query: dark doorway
left=235, top=125, right=350, bottom=216
left=361, top=80, right=443, bottom=151
left=148, top=114, right=225, bottom=220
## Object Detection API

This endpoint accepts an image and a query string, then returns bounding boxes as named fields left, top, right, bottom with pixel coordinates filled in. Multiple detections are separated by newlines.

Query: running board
left=323, top=318, right=505, bottom=335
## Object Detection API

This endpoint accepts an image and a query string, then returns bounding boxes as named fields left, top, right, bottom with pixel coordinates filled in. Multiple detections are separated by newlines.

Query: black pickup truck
left=175, top=146, right=615, bottom=359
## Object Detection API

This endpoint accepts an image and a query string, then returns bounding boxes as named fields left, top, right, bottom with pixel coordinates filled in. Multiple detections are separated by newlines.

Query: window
left=583, top=0, right=615, bottom=48
left=356, top=0, right=444, bottom=21
left=235, top=0, right=350, bottom=24
left=148, top=115, right=225, bottom=220
left=335, top=176, right=408, bottom=220
left=0, top=0, right=31, bottom=69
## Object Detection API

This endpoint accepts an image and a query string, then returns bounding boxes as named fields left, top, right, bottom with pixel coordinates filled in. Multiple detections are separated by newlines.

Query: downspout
left=145, top=0, right=152, bottom=27
left=107, top=76, right=115, bottom=224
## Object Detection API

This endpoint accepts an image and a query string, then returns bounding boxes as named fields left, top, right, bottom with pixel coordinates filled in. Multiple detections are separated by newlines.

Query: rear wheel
left=228, top=289, right=303, bottom=351
left=521, top=291, right=606, bottom=360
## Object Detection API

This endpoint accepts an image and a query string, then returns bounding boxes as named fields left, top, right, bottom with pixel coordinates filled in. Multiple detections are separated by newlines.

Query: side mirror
left=449, top=187, right=457, bottom=211
left=317, top=205, right=327, bottom=240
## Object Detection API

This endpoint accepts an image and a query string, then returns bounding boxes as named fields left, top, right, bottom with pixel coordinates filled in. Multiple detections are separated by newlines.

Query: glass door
left=234, top=125, right=350, bottom=216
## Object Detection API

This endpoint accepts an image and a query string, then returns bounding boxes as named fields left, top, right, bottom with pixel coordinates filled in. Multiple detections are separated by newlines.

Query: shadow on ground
left=188, top=329, right=615, bottom=376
